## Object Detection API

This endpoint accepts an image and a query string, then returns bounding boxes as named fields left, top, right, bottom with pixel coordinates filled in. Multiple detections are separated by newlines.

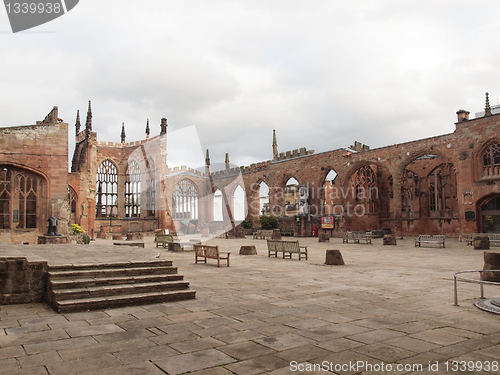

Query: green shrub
left=82, top=234, right=90, bottom=245
left=240, top=220, right=252, bottom=229
left=260, top=215, right=277, bottom=230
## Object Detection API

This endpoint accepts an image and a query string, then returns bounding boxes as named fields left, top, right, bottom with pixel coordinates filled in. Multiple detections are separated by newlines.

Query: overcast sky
left=1, top=1, right=500, bottom=170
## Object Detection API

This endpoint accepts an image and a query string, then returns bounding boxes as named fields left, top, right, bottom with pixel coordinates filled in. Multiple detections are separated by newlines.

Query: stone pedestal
left=126, top=232, right=143, bottom=241
left=474, top=236, right=490, bottom=250
left=482, top=251, right=500, bottom=282
left=383, top=234, right=397, bottom=245
left=168, top=242, right=183, bottom=252
left=37, top=236, right=70, bottom=244
left=325, top=250, right=344, bottom=265
left=319, top=232, right=330, bottom=243
left=271, top=229, right=281, bottom=240
left=112, top=234, right=123, bottom=241
left=202, top=227, right=210, bottom=237
left=239, top=245, right=257, bottom=255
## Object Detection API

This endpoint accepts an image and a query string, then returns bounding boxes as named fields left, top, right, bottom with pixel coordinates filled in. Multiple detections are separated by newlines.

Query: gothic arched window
left=172, top=180, right=198, bottom=219
left=0, top=166, right=42, bottom=229
left=96, top=160, right=118, bottom=217
left=125, top=160, right=141, bottom=217
left=483, top=142, right=500, bottom=166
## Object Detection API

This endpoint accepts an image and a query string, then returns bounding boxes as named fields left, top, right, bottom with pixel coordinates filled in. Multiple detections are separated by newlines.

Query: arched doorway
left=480, top=195, right=500, bottom=233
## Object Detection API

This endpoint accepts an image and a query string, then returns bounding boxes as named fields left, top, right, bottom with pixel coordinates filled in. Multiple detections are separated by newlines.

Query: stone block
left=325, top=250, right=344, bottom=265
left=473, top=235, right=490, bottom=250
left=168, top=242, right=183, bottom=252
left=126, top=232, right=143, bottom=241
left=239, top=245, right=257, bottom=255
left=383, top=234, right=397, bottom=245
left=482, top=251, right=500, bottom=282
left=319, top=232, right=330, bottom=242
left=271, top=228, right=281, bottom=240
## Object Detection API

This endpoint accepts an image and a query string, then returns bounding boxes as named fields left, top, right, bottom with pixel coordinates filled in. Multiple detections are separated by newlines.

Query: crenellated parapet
left=166, top=165, right=206, bottom=177
left=275, top=147, right=315, bottom=161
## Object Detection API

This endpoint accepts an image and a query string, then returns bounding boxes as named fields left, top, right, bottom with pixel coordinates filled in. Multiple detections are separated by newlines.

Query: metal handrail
left=453, top=270, right=500, bottom=306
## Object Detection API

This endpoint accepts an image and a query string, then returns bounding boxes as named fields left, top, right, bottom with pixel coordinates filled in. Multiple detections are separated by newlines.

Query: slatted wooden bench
left=342, top=231, right=373, bottom=244
left=253, top=230, right=273, bottom=239
left=155, top=234, right=175, bottom=248
left=415, top=234, right=445, bottom=248
left=194, top=244, right=230, bottom=267
left=267, top=240, right=308, bottom=260
left=466, top=233, right=500, bottom=246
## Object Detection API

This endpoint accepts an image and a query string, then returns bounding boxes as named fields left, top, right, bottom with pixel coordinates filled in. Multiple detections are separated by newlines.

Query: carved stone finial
left=121, top=122, right=126, bottom=143
left=272, top=129, right=278, bottom=160
left=145, top=118, right=150, bottom=137
left=485, top=92, right=492, bottom=117
left=160, top=118, right=167, bottom=135
left=205, top=149, right=210, bottom=166
left=85, top=100, right=92, bottom=130
left=75, top=109, right=81, bottom=135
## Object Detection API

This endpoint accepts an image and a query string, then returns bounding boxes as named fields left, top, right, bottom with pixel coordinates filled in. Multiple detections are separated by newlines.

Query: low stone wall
left=0, top=257, right=48, bottom=304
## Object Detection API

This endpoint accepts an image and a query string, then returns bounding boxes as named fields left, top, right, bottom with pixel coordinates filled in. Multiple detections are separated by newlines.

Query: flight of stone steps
left=46, top=260, right=195, bottom=313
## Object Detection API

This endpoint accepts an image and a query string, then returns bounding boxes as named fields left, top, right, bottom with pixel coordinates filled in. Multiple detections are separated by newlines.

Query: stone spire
left=121, top=123, right=126, bottom=143
left=75, top=109, right=81, bottom=135
left=205, top=149, right=211, bottom=176
left=85, top=100, right=92, bottom=131
left=205, top=149, right=211, bottom=166
left=160, top=118, right=167, bottom=135
left=485, top=92, right=492, bottom=117
left=272, top=129, right=278, bottom=160
left=145, top=118, right=150, bottom=138
left=225, top=153, right=230, bottom=170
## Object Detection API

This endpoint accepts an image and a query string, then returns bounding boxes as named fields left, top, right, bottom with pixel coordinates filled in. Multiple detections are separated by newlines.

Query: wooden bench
left=342, top=231, right=372, bottom=244
left=267, top=240, right=308, bottom=260
left=194, top=244, right=230, bottom=267
left=253, top=230, right=273, bottom=240
left=466, top=233, right=500, bottom=247
left=155, top=234, right=175, bottom=248
left=415, top=234, right=445, bottom=248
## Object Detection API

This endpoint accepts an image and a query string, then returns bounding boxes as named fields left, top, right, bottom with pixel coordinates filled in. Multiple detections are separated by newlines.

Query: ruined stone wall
left=0, top=108, right=69, bottom=242
left=0, top=257, right=48, bottom=304
left=210, top=112, right=500, bottom=237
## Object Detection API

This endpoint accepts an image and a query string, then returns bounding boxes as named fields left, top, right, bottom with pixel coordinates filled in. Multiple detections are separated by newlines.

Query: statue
left=47, top=215, right=60, bottom=236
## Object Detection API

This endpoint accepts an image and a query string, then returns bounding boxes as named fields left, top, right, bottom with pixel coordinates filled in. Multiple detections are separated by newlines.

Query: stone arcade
left=1, top=94, right=499, bottom=243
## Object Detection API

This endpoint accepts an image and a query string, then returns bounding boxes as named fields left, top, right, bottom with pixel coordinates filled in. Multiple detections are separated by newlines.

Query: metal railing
left=453, top=270, right=500, bottom=306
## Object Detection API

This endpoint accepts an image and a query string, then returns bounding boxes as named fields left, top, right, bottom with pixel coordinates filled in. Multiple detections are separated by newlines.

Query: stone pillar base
left=37, top=236, right=70, bottom=244
left=239, top=245, right=257, bottom=255
left=325, top=250, right=344, bottom=265
left=383, top=234, right=397, bottom=245
left=474, top=236, right=490, bottom=250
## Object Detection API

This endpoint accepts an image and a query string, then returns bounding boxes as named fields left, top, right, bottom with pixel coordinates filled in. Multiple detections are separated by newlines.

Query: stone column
left=392, top=172, right=403, bottom=238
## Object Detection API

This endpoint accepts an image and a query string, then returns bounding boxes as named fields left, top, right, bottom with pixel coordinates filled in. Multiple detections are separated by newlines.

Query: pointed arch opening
left=0, top=166, right=45, bottom=230
left=213, top=189, right=223, bottom=221
left=322, top=169, right=338, bottom=216
left=285, top=177, right=299, bottom=216
left=172, top=179, right=198, bottom=220
left=233, top=185, right=246, bottom=221
left=125, top=160, right=141, bottom=218
left=96, top=160, right=118, bottom=218
left=259, top=181, right=269, bottom=215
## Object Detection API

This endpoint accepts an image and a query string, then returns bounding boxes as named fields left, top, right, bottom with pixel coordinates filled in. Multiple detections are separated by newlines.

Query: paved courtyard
left=0, top=236, right=499, bottom=374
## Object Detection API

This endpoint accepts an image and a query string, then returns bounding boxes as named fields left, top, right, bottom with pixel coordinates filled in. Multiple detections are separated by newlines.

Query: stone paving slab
left=1, top=236, right=500, bottom=374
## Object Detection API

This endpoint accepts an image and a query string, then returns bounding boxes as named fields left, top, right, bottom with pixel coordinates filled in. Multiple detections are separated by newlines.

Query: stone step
left=46, top=260, right=196, bottom=313
left=48, top=260, right=173, bottom=271
left=50, top=274, right=185, bottom=289
left=48, top=266, right=178, bottom=279
left=53, top=280, right=190, bottom=300
left=54, top=290, right=197, bottom=313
